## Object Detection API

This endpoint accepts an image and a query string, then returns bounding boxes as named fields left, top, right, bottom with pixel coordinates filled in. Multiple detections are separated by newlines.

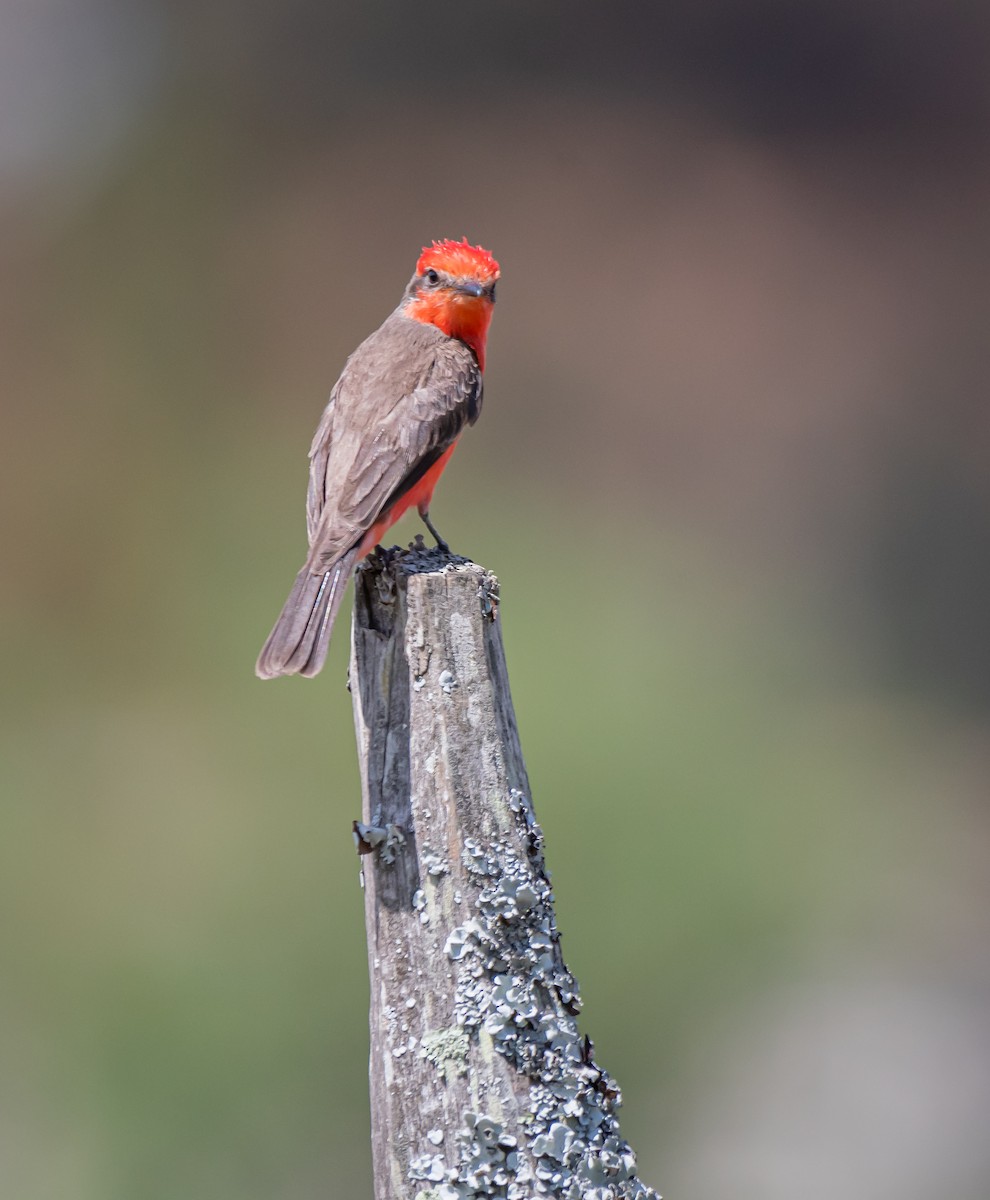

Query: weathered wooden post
left=350, top=544, right=660, bottom=1200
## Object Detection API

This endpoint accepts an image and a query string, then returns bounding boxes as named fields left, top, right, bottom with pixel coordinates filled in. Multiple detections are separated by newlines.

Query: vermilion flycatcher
left=256, top=238, right=500, bottom=679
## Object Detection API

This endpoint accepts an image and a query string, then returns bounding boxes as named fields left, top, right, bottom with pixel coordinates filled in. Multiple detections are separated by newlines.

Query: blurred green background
left=3, top=2, right=990, bottom=1197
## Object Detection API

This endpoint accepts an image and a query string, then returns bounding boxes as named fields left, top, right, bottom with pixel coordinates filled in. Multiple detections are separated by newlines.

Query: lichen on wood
left=349, top=544, right=660, bottom=1200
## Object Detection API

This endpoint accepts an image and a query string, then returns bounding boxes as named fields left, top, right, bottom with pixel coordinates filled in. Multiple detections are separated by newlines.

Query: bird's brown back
left=304, top=311, right=482, bottom=571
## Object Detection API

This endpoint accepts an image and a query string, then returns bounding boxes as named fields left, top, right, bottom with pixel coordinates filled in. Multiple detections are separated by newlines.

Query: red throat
left=405, top=294, right=494, bottom=369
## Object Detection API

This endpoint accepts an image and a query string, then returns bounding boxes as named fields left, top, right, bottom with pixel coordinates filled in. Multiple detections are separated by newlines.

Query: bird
left=256, top=237, right=500, bottom=679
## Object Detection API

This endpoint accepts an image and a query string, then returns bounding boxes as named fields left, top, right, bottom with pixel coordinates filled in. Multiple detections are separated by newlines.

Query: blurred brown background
left=3, top=2, right=990, bottom=1196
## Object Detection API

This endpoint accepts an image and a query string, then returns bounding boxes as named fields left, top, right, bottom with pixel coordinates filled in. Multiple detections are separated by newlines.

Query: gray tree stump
left=349, top=545, right=661, bottom=1200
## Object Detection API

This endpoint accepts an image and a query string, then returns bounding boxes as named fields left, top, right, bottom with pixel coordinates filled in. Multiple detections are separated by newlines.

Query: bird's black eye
left=425, top=269, right=440, bottom=285
left=489, top=281, right=497, bottom=302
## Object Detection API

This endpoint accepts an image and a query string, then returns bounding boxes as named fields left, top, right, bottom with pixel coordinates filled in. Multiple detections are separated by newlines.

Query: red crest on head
left=416, top=237, right=500, bottom=282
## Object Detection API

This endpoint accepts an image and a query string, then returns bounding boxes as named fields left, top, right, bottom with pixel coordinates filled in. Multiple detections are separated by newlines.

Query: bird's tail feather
left=255, top=548, right=359, bottom=679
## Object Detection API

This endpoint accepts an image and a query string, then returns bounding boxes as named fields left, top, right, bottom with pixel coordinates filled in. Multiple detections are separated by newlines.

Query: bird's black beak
left=455, top=279, right=485, bottom=298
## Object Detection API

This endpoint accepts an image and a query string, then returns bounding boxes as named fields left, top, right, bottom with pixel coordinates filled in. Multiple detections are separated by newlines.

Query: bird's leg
left=419, top=508, right=450, bottom=554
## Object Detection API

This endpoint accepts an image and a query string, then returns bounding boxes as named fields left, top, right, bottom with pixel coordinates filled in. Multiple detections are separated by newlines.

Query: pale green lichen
left=421, top=1027, right=470, bottom=1082
left=423, top=788, right=661, bottom=1200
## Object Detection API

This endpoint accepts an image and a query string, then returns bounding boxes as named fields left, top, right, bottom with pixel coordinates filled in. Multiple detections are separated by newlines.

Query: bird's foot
left=421, top=512, right=451, bottom=554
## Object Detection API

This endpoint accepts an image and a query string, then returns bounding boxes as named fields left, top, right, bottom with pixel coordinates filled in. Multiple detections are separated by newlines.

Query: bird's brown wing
left=305, top=385, right=338, bottom=544
left=304, top=313, right=482, bottom=573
